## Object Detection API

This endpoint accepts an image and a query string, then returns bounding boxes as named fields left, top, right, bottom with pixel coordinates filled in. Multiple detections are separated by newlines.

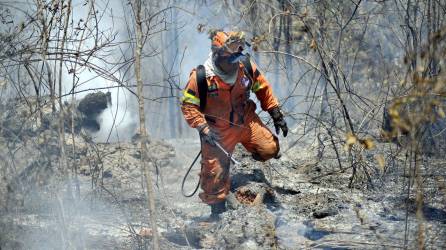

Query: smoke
left=61, top=0, right=138, bottom=143
left=65, top=1, right=225, bottom=141
left=3, top=184, right=131, bottom=249
left=0, top=0, right=294, bottom=141
left=93, top=87, right=138, bottom=142
left=0, top=2, right=139, bottom=248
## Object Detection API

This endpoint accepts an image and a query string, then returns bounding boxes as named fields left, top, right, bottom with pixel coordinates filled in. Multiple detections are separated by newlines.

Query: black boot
left=210, top=201, right=226, bottom=220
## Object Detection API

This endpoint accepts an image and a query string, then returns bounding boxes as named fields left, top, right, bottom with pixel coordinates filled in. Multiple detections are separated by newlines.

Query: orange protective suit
left=181, top=60, right=280, bottom=204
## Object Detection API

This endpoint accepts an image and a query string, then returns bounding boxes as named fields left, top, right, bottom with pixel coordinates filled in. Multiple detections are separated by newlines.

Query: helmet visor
left=225, top=40, right=245, bottom=54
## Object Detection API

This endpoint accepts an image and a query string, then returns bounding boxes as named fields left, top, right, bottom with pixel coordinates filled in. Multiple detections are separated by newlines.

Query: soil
left=0, top=101, right=445, bottom=249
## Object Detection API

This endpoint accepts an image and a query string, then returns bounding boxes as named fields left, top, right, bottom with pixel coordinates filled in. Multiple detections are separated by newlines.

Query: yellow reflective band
left=181, top=90, right=200, bottom=105
left=251, top=81, right=266, bottom=93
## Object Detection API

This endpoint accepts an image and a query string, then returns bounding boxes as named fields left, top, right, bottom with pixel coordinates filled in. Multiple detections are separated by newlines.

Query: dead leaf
left=302, top=8, right=308, bottom=17
left=375, top=154, right=385, bottom=171
left=252, top=193, right=263, bottom=206
left=345, top=133, right=357, bottom=147
left=198, top=221, right=212, bottom=227
left=361, top=138, right=375, bottom=150
left=310, top=39, right=317, bottom=50
left=388, top=106, right=400, bottom=119
left=196, top=23, right=206, bottom=33
left=438, top=106, right=445, bottom=118
left=138, top=227, right=152, bottom=238
left=19, top=21, right=25, bottom=32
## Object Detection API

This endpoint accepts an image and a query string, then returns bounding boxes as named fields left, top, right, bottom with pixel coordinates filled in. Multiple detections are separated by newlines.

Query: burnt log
left=77, top=92, right=111, bottom=131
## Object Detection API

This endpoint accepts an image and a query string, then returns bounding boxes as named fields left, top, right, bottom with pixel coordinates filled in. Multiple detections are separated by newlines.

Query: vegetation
left=0, top=0, right=445, bottom=249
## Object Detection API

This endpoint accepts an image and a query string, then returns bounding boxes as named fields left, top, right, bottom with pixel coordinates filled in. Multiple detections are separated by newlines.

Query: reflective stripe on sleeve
left=251, top=81, right=266, bottom=93
left=181, top=89, right=200, bottom=105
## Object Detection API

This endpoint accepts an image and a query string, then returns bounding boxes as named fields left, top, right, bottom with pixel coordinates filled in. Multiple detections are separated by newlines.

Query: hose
left=181, top=141, right=241, bottom=198
left=181, top=150, right=202, bottom=197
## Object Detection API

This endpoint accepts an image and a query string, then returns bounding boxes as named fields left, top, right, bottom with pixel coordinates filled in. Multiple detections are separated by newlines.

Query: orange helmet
left=210, top=31, right=247, bottom=53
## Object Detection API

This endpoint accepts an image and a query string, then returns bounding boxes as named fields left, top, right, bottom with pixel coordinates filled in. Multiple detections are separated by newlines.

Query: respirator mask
left=214, top=38, right=248, bottom=74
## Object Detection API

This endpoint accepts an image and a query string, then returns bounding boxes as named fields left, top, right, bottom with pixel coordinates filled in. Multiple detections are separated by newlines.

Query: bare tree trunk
left=50, top=0, right=58, bottom=112
left=57, top=0, right=72, bottom=189
left=414, top=151, right=425, bottom=249
left=70, top=0, right=95, bottom=201
left=134, top=0, right=160, bottom=249
left=36, top=0, right=55, bottom=112
left=55, top=0, right=72, bottom=247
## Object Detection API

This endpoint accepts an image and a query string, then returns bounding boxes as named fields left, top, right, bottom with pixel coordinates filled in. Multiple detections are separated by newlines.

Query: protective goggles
left=224, top=39, right=246, bottom=54
left=224, top=39, right=249, bottom=63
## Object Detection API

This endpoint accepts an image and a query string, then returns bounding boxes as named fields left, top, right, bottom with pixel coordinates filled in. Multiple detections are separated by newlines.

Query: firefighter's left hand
left=269, top=107, right=288, bottom=137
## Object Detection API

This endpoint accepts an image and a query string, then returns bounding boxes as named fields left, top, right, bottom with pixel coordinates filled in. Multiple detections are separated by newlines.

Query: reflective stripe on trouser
left=198, top=110, right=279, bottom=204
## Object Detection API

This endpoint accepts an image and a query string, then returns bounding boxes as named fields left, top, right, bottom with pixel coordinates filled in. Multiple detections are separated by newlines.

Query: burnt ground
left=166, top=136, right=446, bottom=249
left=0, top=103, right=445, bottom=249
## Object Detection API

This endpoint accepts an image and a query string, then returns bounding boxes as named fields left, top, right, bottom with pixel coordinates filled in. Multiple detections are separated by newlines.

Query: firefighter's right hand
left=197, top=124, right=220, bottom=146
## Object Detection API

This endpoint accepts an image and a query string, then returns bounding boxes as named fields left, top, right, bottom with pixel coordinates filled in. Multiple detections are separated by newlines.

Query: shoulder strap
left=241, top=54, right=253, bottom=79
left=196, top=65, right=207, bottom=111
left=240, top=53, right=260, bottom=81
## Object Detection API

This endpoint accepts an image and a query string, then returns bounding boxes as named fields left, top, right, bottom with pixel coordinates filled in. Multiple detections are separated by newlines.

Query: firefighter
left=181, top=30, right=288, bottom=219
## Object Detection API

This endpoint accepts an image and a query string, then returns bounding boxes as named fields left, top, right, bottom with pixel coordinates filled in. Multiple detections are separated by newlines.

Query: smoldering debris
left=234, top=182, right=275, bottom=206
left=77, top=91, right=112, bottom=131
left=0, top=96, right=177, bottom=249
